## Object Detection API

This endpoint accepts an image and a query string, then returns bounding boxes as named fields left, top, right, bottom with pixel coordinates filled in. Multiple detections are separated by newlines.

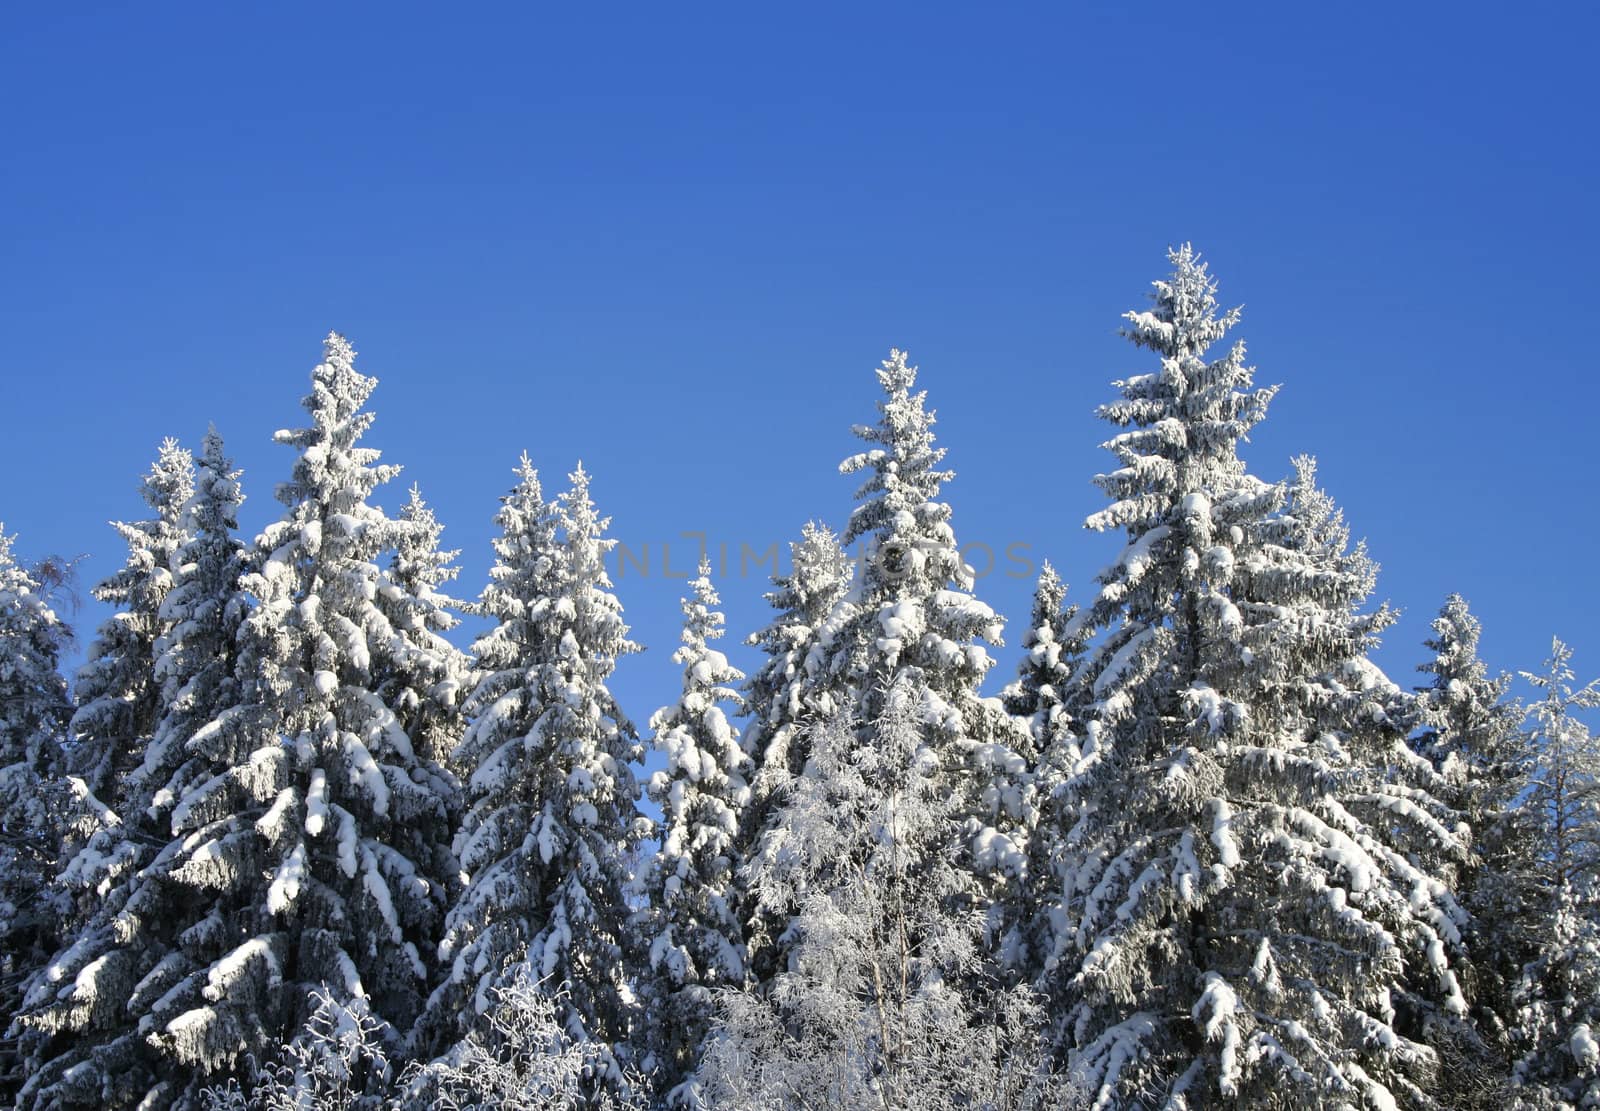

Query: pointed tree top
left=561, top=462, right=606, bottom=539
left=840, top=348, right=955, bottom=549
left=143, top=437, right=196, bottom=516
left=1420, top=593, right=1486, bottom=685
left=1036, top=558, right=1063, bottom=597
left=199, top=423, right=227, bottom=464
left=876, top=347, right=918, bottom=394
left=299, top=330, right=379, bottom=439
left=1122, top=243, right=1242, bottom=356
left=681, top=556, right=725, bottom=651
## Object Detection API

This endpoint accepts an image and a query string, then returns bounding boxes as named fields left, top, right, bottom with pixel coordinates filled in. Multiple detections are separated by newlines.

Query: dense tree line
left=1, top=247, right=1596, bottom=1108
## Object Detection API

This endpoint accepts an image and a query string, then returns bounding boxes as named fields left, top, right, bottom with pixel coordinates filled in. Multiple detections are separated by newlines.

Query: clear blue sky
left=3, top=3, right=1597, bottom=738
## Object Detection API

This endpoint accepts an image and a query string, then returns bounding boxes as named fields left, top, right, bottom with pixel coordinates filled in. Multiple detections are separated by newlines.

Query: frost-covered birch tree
left=637, top=559, right=750, bottom=1102
left=743, top=350, right=1026, bottom=987
left=428, top=459, right=643, bottom=1068
left=14, top=428, right=252, bottom=1110
left=1049, top=247, right=1467, bottom=1109
left=701, top=687, right=1070, bottom=1111
left=407, top=970, right=647, bottom=1111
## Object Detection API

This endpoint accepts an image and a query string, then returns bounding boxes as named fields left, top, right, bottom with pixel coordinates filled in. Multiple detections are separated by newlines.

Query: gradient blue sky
left=3, top=3, right=1596, bottom=735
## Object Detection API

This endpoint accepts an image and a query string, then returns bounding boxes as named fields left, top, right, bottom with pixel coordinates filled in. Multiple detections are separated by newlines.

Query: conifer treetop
left=273, top=331, right=401, bottom=512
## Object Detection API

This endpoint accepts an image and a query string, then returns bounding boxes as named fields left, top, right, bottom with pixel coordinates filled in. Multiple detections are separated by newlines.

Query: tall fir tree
left=17, top=335, right=460, bottom=1107
left=429, top=459, right=643, bottom=1069
left=1048, top=247, right=1467, bottom=1108
left=1519, top=639, right=1600, bottom=893
left=421, top=456, right=561, bottom=1055
left=1412, top=595, right=1539, bottom=1060
left=15, top=428, right=249, bottom=1109
left=521, top=464, right=644, bottom=1054
left=142, top=429, right=250, bottom=837
left=1511, top=883, right=1600, bottom=1108
left=1510, top=638, right=1600, bottom=1106
left=736, top=521, right=851, bottom=980
left=378, top=486, right=469, bottom=772
left=1000, top=561, right=1084, bottom=770
left=67, top=439, right=194, bottom=821
left=997, top=562, right=1087, bottom=972
left=743, top=350, right=1027, bottom=988
left=210, top=331, right=460, bottom=1071
left=0, top=527, right=72, bottom=1099
left=741, top=521, right=852, bottom=814
left=637, top=559, right=750, bottom=1103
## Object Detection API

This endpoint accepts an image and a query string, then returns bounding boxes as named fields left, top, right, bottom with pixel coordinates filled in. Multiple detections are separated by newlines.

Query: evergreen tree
left=743, top=350, right=1026, bottom=986
left=0, top=526, right=72, bottom=1097
left=67, top=438, right=194, bottom=819
left=429, top=459, right=643, bottom=1068
left=637, top=559, right=750, bottom=1102
left=1511, top=883, right=1600, bottom=1107
left=1520, top=639, right=1600, bottom=893
left=143, top=429, right=250, bottom=835
left=378, top=486, right=469, bottom=771
left=17, top=335, right=458, bottom=1107
left=1510, top=638, right=1600, bottom=1105
left=1000, top=560, right=1084, bottom=769
left=736, top=521, right=851, bottom=986
left=15, top=428, right=250, bottom=1109
left=421, top=456, right=560, bottom=1055
left=1413, top=596, right=1539, bottom=1057
left=1049, top=247, right=1467, bottom=1107
left=997, top=562, right=1087, bottom=972
left=521, top=464, right=643, bottom=1053
left=741, top=521, right=851, bottom=814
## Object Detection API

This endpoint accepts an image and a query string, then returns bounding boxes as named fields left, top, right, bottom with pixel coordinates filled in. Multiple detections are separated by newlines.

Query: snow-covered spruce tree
left=0, top=526, right=72, bottom=1097
left=1001, top=560, right=1086, bottom=769
left=67, top=438, right=194, bottom=825
left=198, top=332, right=461, bottom=1073
left=636, top=558, right=750, bottom=1103
left=742, top=349, right=1026, bottom=987
left=427, top=459, right=644, bottom=1069
left=1511, top=882, right=1600, bottom=1108
left=1412, top=596, right=1540, bottom=1056
left=1519, top=639, right=1600, bottom=895
left=995, top=561, right=1088, bottom=973
left=1510, top=638, right=1600, bottom=1105
left=736, top=521, right=851, bottom=981
left=418, top=455, right=559, bottom=1056
left=740, top=521, right=851, bottom=821
left=1049, top=247, right=1467, bottom=1108
left=22, top=334, right=458, bottom=1107
left=1285, top=457, right=1488, bottom=1097
left=700, top=687, right=1072, bottom=1111
left=377, top=486, right=469, bottom=771
left=13, top=428, right=252, bottom=1109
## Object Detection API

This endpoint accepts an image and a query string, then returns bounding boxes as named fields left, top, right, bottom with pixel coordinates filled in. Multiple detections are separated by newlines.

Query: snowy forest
left=0, top=246, right=1595, bottom=1110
